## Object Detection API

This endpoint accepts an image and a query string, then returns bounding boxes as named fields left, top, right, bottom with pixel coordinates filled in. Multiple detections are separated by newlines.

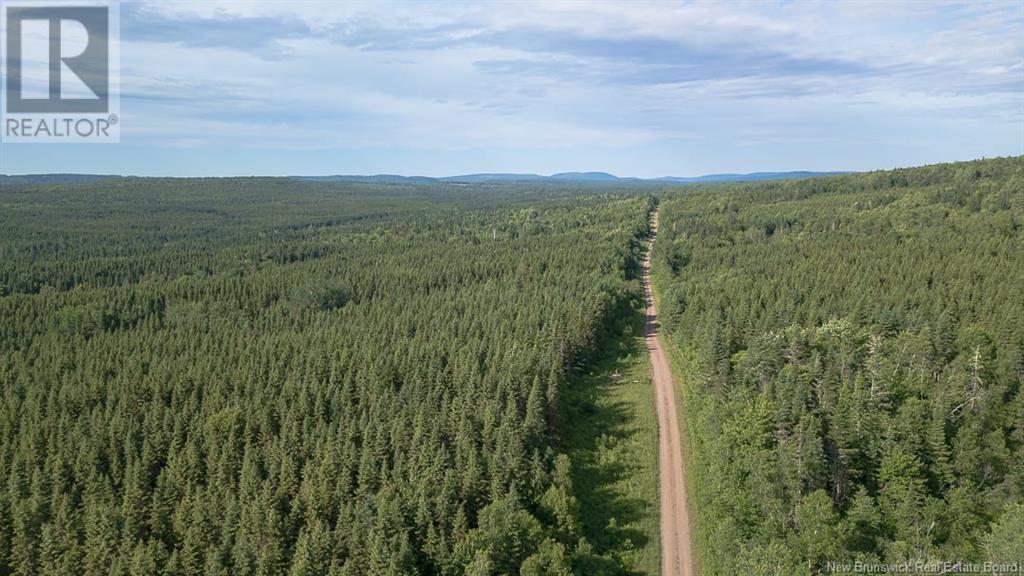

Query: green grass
left=563, top=299, right=660, bottom=575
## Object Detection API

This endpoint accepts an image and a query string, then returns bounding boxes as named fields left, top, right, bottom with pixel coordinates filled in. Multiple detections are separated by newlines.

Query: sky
left=1, top=0, right=1022, bottom=177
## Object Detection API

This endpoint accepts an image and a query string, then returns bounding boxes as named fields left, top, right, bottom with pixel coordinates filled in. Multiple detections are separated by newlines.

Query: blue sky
left=1, top=0, right=1022, bottom=177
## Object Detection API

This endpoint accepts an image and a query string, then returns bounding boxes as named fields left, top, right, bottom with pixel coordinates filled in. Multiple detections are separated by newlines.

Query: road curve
left=644, top=212, right=694, bottom=576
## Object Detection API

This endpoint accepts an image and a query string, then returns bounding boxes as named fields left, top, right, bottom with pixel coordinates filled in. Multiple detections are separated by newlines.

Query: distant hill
left=292, top=170, right=843, bottom=185
left=0, top=174, right=122, bottom=186
left=653, top=170, right=849, bottom=183
left=294, top=173, right=623, bottom=184
left=439, top=173, right=550, bottom=183
left=2, top=171, right=848, bottom=187
left=290, top=174, right=439, bottom=184
left=549, top=171, right=625, bottom=182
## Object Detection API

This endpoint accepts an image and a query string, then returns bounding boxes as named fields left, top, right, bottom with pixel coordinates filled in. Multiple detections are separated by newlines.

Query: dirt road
left=643, top=213, right=694, bottom=576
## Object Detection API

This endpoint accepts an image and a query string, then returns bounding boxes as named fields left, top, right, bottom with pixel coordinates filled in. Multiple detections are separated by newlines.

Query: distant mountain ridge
left=1, top=171, right=848, bottom=187
left=652, top=171, right=848, bottom=183
left=293, top=170, right=846, bottom=185
left=0, top=174, right=122, bottom=186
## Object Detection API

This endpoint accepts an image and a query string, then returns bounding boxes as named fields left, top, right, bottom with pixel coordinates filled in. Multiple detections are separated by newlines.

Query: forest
left=651, top=157, right=1024, bottom=573
left=0, top=178, right=657, bottom=575
left=3, top=156, right=1021, bottom=576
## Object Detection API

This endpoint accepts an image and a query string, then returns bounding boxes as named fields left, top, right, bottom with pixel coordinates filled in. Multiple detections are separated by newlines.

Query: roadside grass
left=563, top=301, right=660, bottom=575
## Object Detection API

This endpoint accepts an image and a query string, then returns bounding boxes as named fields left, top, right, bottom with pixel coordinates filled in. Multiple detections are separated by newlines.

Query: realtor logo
left=2, top=1, right=120, bottom=143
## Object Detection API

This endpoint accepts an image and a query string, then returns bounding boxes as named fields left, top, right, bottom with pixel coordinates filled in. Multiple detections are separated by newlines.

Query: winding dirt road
left=643, top=213, right=694, bottom=576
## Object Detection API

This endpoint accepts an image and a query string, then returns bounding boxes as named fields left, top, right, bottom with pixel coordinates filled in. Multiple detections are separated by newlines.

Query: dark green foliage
left=653, top=157, right=1024, bottom=573
left=296, top=284, right=350, bottom=312
left=0, top=179, right=652, bottom=574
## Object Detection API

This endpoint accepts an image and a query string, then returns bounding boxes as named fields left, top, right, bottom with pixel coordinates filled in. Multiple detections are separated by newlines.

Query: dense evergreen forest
left=652, top=157, right=1024, bottom=573
left=0, top=178, right=656, bottom=575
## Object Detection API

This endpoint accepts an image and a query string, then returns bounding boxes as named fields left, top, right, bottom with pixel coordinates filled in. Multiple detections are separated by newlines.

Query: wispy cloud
left=2, top=0, right=1021, bottom=176
left=122, top=3, right=312, bottom=55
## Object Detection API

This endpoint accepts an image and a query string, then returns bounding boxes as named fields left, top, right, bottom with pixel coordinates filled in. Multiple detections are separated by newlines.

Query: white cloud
left=112, top=0, right=1022, bottom=162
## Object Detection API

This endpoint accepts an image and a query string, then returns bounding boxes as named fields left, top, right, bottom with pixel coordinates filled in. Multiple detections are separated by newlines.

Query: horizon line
left=3, top=153, right=1021, bottom=180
